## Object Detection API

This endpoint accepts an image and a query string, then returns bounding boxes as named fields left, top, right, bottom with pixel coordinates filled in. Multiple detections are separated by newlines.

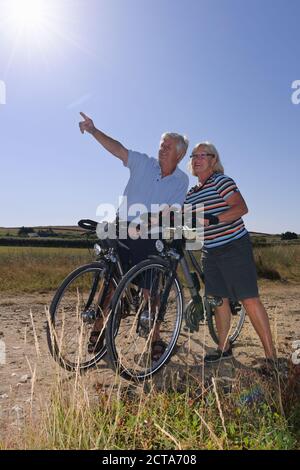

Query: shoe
left=204, top=347, right=233, bottom=364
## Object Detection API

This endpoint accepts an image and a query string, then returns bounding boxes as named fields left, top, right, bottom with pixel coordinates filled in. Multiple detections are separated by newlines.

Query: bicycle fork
left=180, top=255, right=205, bottom=329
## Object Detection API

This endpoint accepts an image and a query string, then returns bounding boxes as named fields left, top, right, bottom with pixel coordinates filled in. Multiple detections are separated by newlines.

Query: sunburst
left=0, top=0, right=95, bottom=73
left=6, top=0, right=48, bottom=29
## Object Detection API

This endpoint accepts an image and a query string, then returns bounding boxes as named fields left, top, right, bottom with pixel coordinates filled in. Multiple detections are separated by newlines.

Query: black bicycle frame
left=180, top=252, right=205, bottom=320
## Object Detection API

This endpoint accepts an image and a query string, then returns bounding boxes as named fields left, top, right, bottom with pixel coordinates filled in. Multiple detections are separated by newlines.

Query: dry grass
left=254, top=245, right=300, bottom=281
left=0, top=243, right=299, bottom=450
left=0, top=246, right=91, bottom=293
left=1, top=244, right=300, bottom=294
left=0, top=365, right=299, bottom=450
left=0, top=298, right=299, bottom=450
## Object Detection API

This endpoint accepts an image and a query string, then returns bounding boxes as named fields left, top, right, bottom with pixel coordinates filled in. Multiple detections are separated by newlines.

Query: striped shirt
left=184, top=172, right=248, bottom=249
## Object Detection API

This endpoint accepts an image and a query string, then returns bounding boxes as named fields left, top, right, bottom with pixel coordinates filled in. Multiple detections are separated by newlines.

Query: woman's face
left=191, top=145, right=215, bottom=176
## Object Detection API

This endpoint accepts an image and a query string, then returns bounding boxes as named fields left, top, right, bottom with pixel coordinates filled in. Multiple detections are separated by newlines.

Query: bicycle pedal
left=81, top=309, right=96, bottom=324
left=206, top=296, right=223, bottom=308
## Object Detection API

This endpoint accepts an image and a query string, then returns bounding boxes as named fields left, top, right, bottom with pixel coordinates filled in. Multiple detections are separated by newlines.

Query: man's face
left=158, top=136, right=180, bottom=167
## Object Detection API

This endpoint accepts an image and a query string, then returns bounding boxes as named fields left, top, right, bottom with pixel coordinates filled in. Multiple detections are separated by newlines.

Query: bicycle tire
left=106, top=258, right=183, bottom=382
left=205, top=298, right=246, bottom=346
left=47, top=261, right=118, bottom=372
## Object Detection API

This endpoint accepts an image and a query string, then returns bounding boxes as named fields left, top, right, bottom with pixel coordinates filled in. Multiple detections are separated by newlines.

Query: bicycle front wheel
left=106, top=259, right=183, bottom=382
left=47, top=262, right=117, bottom=372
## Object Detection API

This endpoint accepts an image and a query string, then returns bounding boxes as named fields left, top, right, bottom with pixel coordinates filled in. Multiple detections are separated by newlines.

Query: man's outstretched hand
left=78, top=112, right=128, bottom=163
left=79, top=112, right=96, bottom=135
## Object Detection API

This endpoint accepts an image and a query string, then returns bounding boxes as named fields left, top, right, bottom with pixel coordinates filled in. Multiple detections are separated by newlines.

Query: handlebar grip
left=78, top=219, right=98, bottom=231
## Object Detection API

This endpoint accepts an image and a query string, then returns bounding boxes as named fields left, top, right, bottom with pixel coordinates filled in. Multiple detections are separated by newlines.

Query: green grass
left=0, top=226, right=80, bottom=235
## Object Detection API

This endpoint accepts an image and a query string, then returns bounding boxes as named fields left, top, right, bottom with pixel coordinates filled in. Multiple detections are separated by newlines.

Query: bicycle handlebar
left=78, top=219, right=98, bottom=231
left=77, top=212, right=203, bottom=235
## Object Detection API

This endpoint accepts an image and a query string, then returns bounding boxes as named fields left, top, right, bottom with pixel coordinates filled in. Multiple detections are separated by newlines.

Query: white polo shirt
left=118, top=150, right=189, bottom=222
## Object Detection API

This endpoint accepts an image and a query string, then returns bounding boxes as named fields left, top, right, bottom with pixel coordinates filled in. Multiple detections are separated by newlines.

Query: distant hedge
left=281, top=231, right=298, bottom=240
left=0, top=237, right=95, bottom=248
left=1, top=235, right=299, bottom=249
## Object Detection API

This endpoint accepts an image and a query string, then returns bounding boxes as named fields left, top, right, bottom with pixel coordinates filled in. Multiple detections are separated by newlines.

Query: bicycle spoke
left=48, top=266, right=113, bottom=370
left=108, top=261, right=183, bottom=381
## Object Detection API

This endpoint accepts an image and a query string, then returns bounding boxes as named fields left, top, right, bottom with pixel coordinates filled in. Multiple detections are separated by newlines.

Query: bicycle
left=46, top=219, right=140, bottom=372
left=185, top=246, right=246, bottom=346
left=106, top=229, right=246, bottom=382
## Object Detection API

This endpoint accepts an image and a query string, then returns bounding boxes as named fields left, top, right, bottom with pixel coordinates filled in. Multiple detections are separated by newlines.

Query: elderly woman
left=185, top=142, right=276, bottom=366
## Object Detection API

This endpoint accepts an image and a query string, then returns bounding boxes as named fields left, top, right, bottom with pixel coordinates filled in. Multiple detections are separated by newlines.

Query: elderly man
left=79, top=112, right=189, bottom=353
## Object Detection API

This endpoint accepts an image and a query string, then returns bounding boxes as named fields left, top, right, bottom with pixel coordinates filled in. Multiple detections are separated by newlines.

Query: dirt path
left=0, top=281, right=299, bottom=438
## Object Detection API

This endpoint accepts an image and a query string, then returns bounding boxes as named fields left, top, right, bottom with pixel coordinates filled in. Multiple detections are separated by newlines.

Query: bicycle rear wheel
left=47, top=262, right=117, bottom=372
left=205, top=298, right=246, bottom=346
left=106, top=259, right=183, bottom=382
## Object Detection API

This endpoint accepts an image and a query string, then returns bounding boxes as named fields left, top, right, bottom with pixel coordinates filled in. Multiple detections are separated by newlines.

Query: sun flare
left=8, top=0, right=47, bottom=29
left=2, top=0, right=51, bottom=36
left=1, top=0, right=67, bottom=68
left=1, top=0, right=94, bottom=71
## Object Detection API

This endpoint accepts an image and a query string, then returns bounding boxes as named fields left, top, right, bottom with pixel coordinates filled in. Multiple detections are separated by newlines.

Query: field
left=0, top=244, right=299, bottom=449
left=0, top=246, right=91, bottom=293
left=0, top=226, right=81, bottom=238
left=0, top=243, right=300, bottom=293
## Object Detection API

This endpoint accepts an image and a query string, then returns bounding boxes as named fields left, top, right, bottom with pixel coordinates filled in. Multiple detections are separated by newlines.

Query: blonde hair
left=187, top=141, right=224, bottom=176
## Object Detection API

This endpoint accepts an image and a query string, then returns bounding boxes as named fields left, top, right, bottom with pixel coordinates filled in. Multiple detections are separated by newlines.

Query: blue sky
left=0, top=0, right=299, bottom=233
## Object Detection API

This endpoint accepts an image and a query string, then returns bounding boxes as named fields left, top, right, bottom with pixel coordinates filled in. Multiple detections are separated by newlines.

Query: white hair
left=161, top=132, right=189, bottom=160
